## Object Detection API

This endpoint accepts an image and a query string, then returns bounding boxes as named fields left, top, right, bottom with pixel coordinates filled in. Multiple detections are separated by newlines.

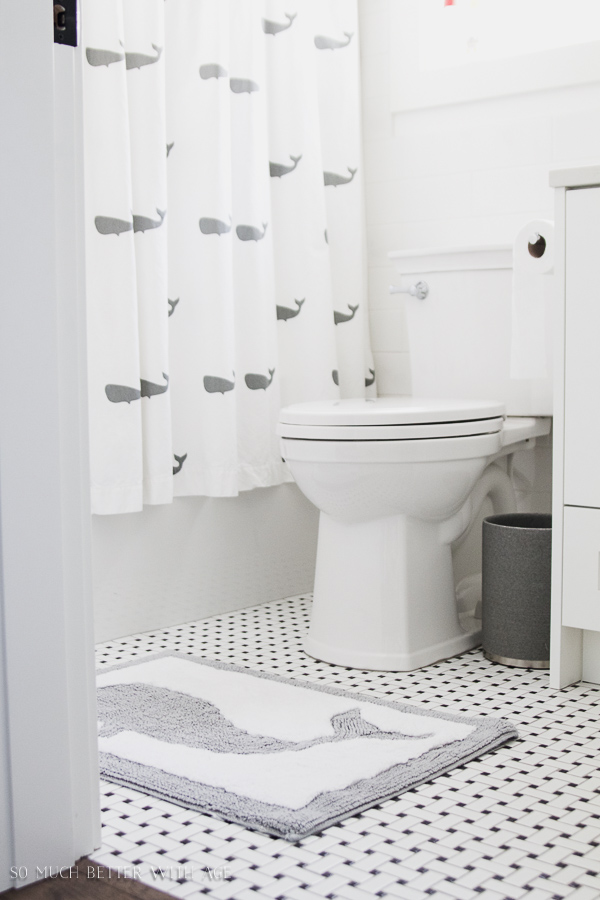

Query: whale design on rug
left=95, top=215, right=133, bottom=236
left=245, top=369, right=275, bottom=390
left=140, top=373, right=169, bottom=398
left=277, top=298, right=305, bottom=321
left=262, top=13, right=297, bottom=35
left=86, top=47, right=125, bottom=67
left=324, top=167, right=357, bottom=187
left=125, top=44, right=162, bottom=70
left=230, top=77, right=260, bottom=94
left=199, top=63, right=228, bottom=80
left=95, top=653, right=517, bottom=842
left=168, top=298, right=179, bottom=317
left=269, top=155, right=302, bottom=178
left=236, top=222, right=268, bottom=242
left=334, top=303, right=358, bottom=325
left=97, top=683, right=433, bottom=752
left=199, top=215, right=231, bottom=236
left=314, top=32, right=353, bottom=50
left=133, top=209, right=166, bottom=233
left=166, top=142, right=174, bottom=157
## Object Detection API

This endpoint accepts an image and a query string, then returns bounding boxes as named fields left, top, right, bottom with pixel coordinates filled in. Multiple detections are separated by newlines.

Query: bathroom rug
left=97, top=652, right=517, bottom=842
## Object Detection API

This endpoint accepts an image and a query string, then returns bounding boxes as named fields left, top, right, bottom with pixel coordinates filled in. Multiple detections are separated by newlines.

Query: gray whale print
left=204, top=373, right=235, bottom=394
left=277, top=298, right=305, bottom=321
left=168, top=298, right=179, bottom=317
left=270, top=155, right=302, bottom=178
left=200, top=63, right=228, bottom=80
left=86, top=47, right=125, bottom=67
left=314, top=32, right=353, bottom=50
left=236, top=222, right=268, bottom=242
left=199, top=215, right=231, bottom=236
left=95, top=216, right=133, bottom=237
left=324, top=167, right=357, bottom=187
left=125, top=44, right=162, bottom=70
left=245, top=368, right=275, bottom=390
left=334, top=370, right=376, bottom=391
left=133, top=209, right=166, bottom=233
left=105, top=383, right=141, bottom=404
left=230, top=77, right=260, bottom=94
left=334, top=304, right=359, bottom=325
left=166, top=142, right=174, bottom=157
left=173, top=453, right=187, bottom=475
left=140, top=373, right=169, bottom=398
left=97, top=683, right=431, bottom=752
left=262, top=12, right=297, bottom=35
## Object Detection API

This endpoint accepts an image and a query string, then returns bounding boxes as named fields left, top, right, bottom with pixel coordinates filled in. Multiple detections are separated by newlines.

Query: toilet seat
left=280, top=431, right=503, bottom=463
left=278, top=397, right=505, bottom=441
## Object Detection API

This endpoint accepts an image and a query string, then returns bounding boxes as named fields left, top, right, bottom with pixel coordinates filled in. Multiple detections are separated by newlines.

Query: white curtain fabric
left=83, top=0, right=375, bottom=515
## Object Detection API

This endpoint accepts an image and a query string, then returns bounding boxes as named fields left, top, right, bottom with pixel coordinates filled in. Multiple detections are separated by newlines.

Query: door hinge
left=54, top=0, right=77, bottom=47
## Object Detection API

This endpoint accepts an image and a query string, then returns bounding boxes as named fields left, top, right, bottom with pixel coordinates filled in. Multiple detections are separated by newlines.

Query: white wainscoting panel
left=92, top=484, right=319, bottom=642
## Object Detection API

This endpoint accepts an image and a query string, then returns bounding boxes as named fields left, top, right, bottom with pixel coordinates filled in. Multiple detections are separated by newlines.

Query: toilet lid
left=279, top=397, right=504, bottom=426
left=278, top=397, right=505, bottom=441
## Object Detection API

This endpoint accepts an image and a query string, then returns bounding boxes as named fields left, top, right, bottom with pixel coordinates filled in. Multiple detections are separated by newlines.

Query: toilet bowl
left=278, top=397, right=551, bottom=671
left=277, top=244, right=553, bottom=672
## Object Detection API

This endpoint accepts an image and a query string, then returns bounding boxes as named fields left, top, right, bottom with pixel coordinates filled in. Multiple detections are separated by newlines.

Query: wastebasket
left=482, top=513, right=551, bottom=668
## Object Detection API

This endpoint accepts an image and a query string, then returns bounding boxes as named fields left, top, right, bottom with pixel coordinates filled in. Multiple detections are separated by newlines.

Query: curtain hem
left=173, top=461, right=294, bottom=498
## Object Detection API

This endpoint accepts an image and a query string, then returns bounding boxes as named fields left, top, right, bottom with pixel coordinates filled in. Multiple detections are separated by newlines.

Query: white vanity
left=551, top=164, right=600, bottom=688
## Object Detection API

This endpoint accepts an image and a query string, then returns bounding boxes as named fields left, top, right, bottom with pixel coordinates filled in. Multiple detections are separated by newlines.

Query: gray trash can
left=482, top=513, right=551, bottom=668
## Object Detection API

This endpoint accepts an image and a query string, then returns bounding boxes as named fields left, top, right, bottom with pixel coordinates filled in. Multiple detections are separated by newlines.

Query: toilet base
left=305, top=625, right=481, bottom=672
left=305, top=511, right=480, bottom=672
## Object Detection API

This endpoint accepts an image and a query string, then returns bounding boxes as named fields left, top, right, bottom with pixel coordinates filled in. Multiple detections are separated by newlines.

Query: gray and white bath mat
left=97, top=652, right=517, bottom=842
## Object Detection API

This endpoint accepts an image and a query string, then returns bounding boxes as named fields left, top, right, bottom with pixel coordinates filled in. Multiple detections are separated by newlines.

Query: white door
left=0, top=2, right=100, bottom=888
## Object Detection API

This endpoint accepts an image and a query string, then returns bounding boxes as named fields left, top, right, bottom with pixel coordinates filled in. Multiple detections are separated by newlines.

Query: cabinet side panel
left=564, top=187, right=600, bottom=507
left=562, top=506, right=600, bottom=630
left=550, top=185, right=583, bottom=689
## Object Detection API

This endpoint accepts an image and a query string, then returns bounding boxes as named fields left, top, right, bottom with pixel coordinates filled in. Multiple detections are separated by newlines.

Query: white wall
left=93, top=484, right=318, bottom=642
left=359, top=0, right=600, bottom=405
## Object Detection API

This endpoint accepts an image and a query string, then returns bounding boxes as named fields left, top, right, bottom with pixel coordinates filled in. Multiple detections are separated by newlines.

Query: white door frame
left=0, top=1, right=100, bottom=888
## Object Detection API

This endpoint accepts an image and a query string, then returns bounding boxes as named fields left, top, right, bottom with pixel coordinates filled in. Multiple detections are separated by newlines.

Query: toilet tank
left=389, top=245, right=552, bottom=416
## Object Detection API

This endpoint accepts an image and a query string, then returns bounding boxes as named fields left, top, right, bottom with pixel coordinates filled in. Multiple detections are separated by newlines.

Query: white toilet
left=277, top=245, right=553, bottom=672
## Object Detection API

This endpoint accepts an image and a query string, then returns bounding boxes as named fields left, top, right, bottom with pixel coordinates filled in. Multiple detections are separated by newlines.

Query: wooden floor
left=0, top=860, right=170, bottom=900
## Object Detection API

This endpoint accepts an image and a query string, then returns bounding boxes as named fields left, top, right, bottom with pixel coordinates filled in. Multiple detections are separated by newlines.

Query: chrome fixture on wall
left=388, top=281, right=429, bottom=300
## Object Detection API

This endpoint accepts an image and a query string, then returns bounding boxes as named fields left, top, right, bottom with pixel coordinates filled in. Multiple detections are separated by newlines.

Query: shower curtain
left=83, top=0, right=375, bottom=515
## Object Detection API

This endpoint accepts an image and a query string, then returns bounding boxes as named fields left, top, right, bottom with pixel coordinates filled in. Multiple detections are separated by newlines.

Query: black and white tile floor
left=93, top=595, right=600, bottom=900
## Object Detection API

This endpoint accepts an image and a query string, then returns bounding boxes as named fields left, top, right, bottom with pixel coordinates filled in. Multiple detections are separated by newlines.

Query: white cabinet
left=562, top=506, right=600, bottom=631
left=550, top=168, right=600, bottom=687
left=564, top=187, right=600, bottom=508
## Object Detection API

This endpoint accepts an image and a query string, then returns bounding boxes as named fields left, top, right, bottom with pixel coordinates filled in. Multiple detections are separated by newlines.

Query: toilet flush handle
left=389, top=281, right=429, bottom=300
